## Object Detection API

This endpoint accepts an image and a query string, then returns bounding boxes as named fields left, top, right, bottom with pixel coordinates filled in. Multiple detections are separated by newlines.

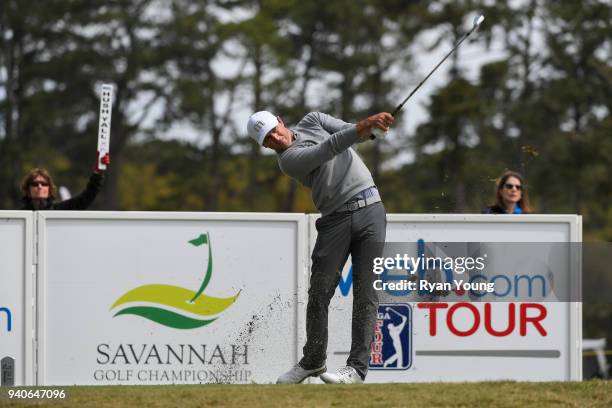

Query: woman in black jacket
left=19, top=154, right=110, bottom=210
left=482, top=170, right=534, bottom=214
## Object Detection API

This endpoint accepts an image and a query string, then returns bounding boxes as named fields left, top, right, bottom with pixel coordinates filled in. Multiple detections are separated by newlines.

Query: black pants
left=299, top=202, right=386, bottom=379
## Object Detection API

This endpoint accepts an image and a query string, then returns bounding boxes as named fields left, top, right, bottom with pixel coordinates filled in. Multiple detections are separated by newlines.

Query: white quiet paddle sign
left=97, top=84, right=114, bottom=170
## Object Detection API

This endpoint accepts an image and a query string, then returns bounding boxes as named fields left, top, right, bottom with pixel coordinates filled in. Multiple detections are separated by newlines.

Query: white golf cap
left=247, top=111, right=279, bottom=146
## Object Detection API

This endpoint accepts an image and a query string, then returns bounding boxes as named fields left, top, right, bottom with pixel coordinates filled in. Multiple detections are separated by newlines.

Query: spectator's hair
left=20, top=168, right=57, bottom=199
left=494, top=170, right=533, bottom=213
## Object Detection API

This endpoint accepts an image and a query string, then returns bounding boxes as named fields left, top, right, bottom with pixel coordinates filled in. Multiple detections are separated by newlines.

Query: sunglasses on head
left=503, top=183, right=522, bottom=191
left=30, top=180, right=49, bottom=187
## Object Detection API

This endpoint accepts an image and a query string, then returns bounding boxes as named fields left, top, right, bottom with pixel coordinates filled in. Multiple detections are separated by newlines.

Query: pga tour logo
left=370, top=304, right=412, bottom=370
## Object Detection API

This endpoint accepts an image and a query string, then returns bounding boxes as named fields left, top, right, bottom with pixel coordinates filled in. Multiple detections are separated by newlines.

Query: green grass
left=2, top=381, right=612, bottom=408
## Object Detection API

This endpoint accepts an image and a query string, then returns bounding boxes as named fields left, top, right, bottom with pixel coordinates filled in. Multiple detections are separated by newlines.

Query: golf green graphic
left=111, top=233, right=240, bottom=329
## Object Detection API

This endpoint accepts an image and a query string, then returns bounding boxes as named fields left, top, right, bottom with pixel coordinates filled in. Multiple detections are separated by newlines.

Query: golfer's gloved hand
left=95, top=153, right=111, bottom=174
left=357, top=112, right=394, bottom=141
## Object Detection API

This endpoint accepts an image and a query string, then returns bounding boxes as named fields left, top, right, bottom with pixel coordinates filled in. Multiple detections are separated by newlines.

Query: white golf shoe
left=276, top=364, right=326, bottom=384
left=320, top=366, right=364, bottom=384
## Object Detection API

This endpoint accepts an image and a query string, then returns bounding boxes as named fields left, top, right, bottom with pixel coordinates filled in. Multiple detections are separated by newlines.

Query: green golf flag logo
left=111, top=233, right=240, bottom=329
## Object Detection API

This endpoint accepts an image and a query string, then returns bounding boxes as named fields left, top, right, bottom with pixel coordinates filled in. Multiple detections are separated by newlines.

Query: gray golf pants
left=299, top=201, right=386, bottom=379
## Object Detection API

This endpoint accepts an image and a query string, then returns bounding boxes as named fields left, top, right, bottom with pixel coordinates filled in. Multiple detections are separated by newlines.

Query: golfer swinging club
left=247, top=110, right=393, bottom=384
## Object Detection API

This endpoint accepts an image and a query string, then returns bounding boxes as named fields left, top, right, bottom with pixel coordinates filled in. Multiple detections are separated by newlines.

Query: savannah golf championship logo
left=370, top=304, right=412, bottom=370
left=110, top=233, right=240, bottom=329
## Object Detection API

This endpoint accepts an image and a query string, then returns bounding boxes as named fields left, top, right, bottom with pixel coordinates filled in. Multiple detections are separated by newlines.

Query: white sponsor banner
left=0, top=211, right=34, bottom=386
left=309, top=214, right=582, bottom=382
left=37, top=212, right=307, bottom=385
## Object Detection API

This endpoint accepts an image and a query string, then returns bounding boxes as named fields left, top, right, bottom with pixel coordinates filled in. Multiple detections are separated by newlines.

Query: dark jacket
left=481, top=205, right=505, bottom=214
left=20, top=173, right=104, bottom=210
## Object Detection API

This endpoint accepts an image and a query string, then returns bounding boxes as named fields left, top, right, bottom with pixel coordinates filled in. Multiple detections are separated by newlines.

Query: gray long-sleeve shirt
left=277, top=112, right=375, bottom=215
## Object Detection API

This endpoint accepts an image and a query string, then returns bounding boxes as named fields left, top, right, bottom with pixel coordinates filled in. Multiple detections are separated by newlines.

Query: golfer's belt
left=335, top=188, right=381, bottom=213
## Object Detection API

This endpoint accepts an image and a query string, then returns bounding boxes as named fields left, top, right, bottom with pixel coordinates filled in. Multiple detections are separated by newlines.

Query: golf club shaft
left=392, top=26, right=478, bottom=117
left=371, top=14, right=484, bottom=139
